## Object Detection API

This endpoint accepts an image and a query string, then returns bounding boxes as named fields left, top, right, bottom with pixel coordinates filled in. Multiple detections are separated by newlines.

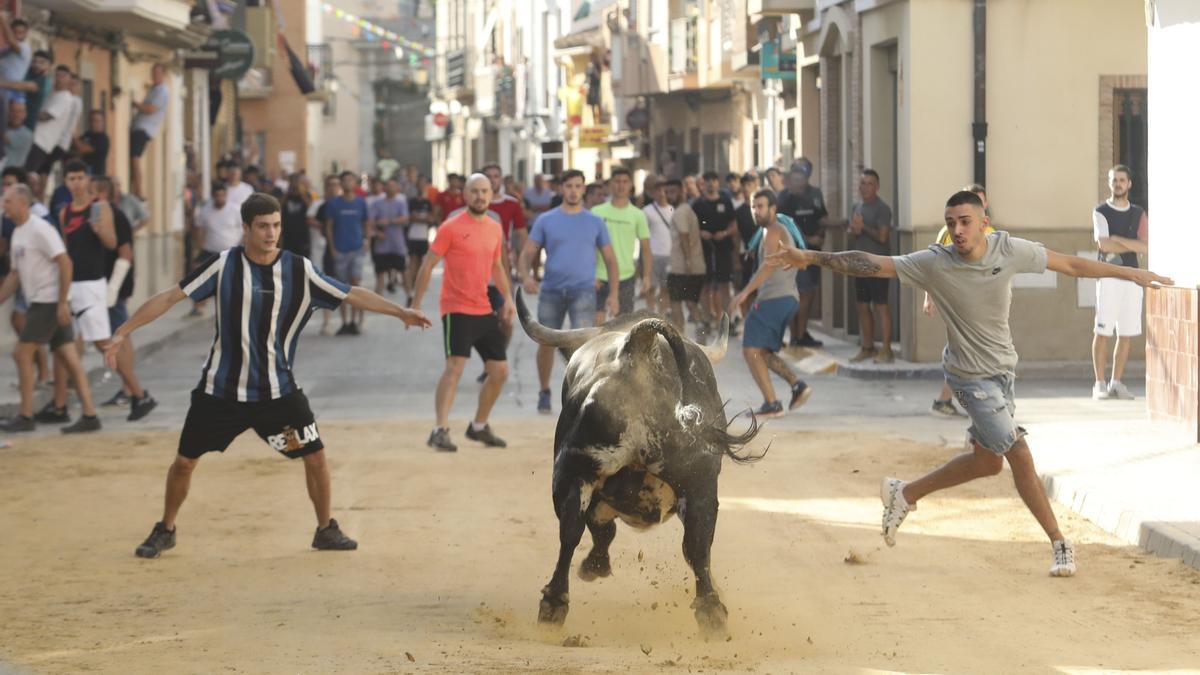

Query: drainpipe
left=972, top=0, right=987, bottom=186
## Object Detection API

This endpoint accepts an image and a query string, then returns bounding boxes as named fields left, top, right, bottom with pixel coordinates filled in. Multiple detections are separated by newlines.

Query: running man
left=516, top=169, right=620, bottom=415
left=1091, top=164, right=1148, bottom=400
left=111, top=193, right=431, bottom=559
left=592, top=167, right=651, bottom=324
left=730, top=190, right=812, bottom=418
left=767, top=189, right=1171, bottom=576
left=413, top=173, right=515, bottom=453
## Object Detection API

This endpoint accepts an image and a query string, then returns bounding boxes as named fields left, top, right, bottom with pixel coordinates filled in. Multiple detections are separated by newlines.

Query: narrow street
left=0, top=281, right=1197, bottom=673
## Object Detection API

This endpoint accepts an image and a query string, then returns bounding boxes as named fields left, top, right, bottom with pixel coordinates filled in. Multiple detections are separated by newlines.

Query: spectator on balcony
left=25, top=65, right=71, bottom=177
left=3, top=96, right=32, bottom=170
left=0, top=16, right=30, bottom=141
left=76, top=110, right=109, bottom=177
left=0, top=48, right=49, bottom=133
left=130, top=63, right=169, bottom=198
left=51, top=73, right=84, bottom=172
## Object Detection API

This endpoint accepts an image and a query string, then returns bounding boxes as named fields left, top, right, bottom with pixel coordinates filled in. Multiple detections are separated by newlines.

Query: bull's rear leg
left=680, top=492, right=728, bottom=640
left=539, top=481, right=588, bottom=626
left=578, top=510, right=616, bottom=581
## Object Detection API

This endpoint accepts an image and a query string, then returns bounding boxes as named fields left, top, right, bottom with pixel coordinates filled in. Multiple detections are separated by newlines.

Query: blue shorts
left=537, top=286, right=595, bottom=330
left=108, top=298, right=129, bottom=331
left=742, top=296, right=800, bottom=352
left=944, top=371, right=1027, bottom=455
left=795, top=264, right=819, bottom=293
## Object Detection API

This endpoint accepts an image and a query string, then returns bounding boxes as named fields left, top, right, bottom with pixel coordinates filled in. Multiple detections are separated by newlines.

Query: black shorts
left=487, top=285, right=505, bottom=312
left=407, top=239, right=429, bottom=257
left=442, top=312, right=507, bottom=361
left=130, top=129, right=152, bottom=158
left=372, top=252, right=406, bottom=272
left=667, top=273, right=705, bottom=303
left=702, top=240, right=734, bottom=283
left=24, top=144, right=52, bottom=174
left=855, top=276, right=889, bottom=305
left=596, top=276, right=636, bottom=315
left=178, top=389, right=323, bottom=460
left=19, top=302, right=74, bottom=349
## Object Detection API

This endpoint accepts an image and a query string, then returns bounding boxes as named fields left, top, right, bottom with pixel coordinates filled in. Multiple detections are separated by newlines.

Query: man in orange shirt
left=412, top=173, right=515, bottom=452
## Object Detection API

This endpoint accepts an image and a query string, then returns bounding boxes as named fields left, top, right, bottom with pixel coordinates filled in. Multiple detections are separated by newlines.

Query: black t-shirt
left=81, top=131, right=110, bottom=177
left=691, top=195, right=736, bottom=247
left=281, top=194, right=310, bottom=256
left=62, top=201, right=107, bottom=281
left=104, top=206, right=135, bottom=299
left=778, top=186, right=828, bottom=249
left=735, top=201, right=757, bottom=248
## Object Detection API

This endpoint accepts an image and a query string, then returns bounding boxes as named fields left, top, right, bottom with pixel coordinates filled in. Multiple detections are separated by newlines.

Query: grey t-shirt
left=133, top=83, right=169, bottom=137
left=893, top=231, right=1047, bottom=378
left=852, top=198, right=892, bottom=255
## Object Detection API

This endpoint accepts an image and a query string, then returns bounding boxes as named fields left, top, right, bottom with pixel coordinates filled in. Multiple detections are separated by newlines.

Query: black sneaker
left=465, top=423, right=507, bottom=447
left=128, top=392, right=158, bottom=422
left=62, top=415, right=101, bottom=434
left=788, top=381, right=813, bottom=411
left=135, top=522, right=176, bottom=558
left=797, top=332, right=824, bottom=348
left=347, top=322, right=361, bottom=335
left=427, top=427, right=458, bottom=452
left=102, top=390, right=131, bottom=408
left=0, top=415, right=35, bottom=432
left=753, top=401, right=785, bottom=418
left=386, top=281, right=397, bottom=294
left=312, top=518, right=358, bottom=551
left=336, top=323, right=353, bottom=336
left=33, top=402, right=70, bottom=424
left=537, top=389, right=552, bottom=415
left=476, top=371, right=488, bottom=384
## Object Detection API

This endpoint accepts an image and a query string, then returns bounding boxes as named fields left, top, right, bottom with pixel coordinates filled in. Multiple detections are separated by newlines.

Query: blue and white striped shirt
left=180, top=247, right=351, bottom=402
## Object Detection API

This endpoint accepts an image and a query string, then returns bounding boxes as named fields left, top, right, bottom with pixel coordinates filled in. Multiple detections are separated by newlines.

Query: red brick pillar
left=1145, top=286, right=1200, bottom=442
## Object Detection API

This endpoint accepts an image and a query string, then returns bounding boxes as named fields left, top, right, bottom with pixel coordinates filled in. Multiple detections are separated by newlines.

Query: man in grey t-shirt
left=847, top=169, right=894, bottom=363
left=768, top=189, right=1171, bottom=578
left=130, top=64, right=168, bottom=198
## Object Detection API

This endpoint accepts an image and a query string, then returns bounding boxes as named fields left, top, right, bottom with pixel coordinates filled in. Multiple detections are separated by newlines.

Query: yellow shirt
left=935, top=224, right=995, bottom=246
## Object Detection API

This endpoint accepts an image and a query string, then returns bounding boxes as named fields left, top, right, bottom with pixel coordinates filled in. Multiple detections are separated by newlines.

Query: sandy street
left=1, top=418, right=1198, bottom=674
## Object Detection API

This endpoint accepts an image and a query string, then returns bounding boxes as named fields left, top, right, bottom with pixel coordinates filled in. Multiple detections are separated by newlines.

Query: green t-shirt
left=592, top=201, right=650, bottom=281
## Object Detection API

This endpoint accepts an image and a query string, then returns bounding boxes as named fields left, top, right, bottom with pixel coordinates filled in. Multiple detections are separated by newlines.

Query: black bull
left=515, top=289, right=762, bottom=638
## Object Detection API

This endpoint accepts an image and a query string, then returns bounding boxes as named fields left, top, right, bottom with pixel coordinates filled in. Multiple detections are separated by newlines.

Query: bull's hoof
left=691, top=594, right=729, bottom=641
left=538, top=588, right=570, bottom=626
left=577, top=553, right=612, bottom=581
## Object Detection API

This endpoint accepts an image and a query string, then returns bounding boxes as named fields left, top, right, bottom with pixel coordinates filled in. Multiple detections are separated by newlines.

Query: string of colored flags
left=320, top=2, right=435, bottom=65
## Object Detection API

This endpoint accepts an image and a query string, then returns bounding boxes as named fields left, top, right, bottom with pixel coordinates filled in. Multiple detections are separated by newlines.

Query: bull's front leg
left=680, top=488, right=728, bottom=640
left=539, top=479, right=591, bottom=626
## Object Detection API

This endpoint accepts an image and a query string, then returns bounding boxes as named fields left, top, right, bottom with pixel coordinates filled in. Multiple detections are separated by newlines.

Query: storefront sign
left=579, top=126, right=607, bottom=148
left=761, top=41, right=796, bottom=81
left=209, top=30, right=256, bottom=81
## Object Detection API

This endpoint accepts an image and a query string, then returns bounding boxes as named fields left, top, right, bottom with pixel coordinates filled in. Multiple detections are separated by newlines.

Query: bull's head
left=514, top=288, right=730, bottom=365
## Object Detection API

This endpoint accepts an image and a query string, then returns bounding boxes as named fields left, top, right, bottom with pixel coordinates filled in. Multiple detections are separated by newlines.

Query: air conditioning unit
left=245, top=6, right=275, bottom=70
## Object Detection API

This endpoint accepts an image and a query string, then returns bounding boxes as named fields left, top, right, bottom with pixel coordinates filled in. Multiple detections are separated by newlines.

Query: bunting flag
left=320, top=1, right=435, bottom=64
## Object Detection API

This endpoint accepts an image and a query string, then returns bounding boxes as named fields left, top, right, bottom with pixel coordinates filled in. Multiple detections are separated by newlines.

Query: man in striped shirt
left=105, top=193, right=432, bottom=559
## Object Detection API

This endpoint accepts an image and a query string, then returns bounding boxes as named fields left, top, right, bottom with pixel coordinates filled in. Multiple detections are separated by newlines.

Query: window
left=1114, top=88, right=1148, bottom=209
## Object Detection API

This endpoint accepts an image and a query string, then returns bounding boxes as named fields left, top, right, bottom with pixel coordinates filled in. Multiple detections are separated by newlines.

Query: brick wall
left=1145, top=286, right=1200, bottom=442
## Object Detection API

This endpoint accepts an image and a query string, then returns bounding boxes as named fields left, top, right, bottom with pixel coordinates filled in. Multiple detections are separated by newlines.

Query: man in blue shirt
left=105, top=192, right=431, bottom=559
left=324, top=170, right=370, bottom=334
left=516, top=169, right=620, bottom=414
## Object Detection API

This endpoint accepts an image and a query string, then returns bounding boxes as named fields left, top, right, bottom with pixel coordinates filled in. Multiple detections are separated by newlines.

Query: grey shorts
left=19, top=302, right=75, bottom=350
left=651, top=255, right=670, bottom=289
left=944, top=370, right=1027, bottom=455
left=333, top=249, right=365, bottom=283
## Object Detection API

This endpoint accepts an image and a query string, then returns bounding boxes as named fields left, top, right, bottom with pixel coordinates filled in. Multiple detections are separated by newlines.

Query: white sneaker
left=1050, top=539, right=1076, bottom=577
left=1107, top=380, right=1135, bottom=400
left=1091, top=381, right=1111, bottom=400
left=880, top=477, right=914, bottom=547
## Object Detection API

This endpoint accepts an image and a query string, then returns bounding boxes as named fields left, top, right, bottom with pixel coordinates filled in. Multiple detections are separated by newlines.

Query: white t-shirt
left=642, top=201, right=674, bottom=258
left=195, top=200, right=243, bottom=253
left=33, top=90, right=73, bottom=152
left=11, top=214, right=66, bottom=303
left=57, top=94, right=83, bottom=151
left=225, top=181, right=253, bottom=208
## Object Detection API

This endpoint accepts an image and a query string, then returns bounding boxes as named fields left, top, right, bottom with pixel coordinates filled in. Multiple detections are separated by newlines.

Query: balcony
left=236, top=66, right=273, bottom=99
left=32, top=0, right=207, bottom=46
left=748, top=0, right=816, bottom=17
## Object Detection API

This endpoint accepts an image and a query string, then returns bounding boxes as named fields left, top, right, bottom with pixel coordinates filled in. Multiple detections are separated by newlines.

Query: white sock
left=471, top=421, right=487, bottom=432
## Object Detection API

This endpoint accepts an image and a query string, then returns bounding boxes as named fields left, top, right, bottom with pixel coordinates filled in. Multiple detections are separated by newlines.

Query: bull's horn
left=515, top=287, right=601, bottom=348
left=698, top=314, right=729, bottom=364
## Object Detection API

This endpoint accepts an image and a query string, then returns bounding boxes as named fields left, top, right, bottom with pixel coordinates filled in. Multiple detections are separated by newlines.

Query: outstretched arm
left=1046, top=250, right=1171, bottom=287
left=343, top=287, right=431, bottom=329
left=765, top=244, right=896, bottom=278
left=104, top=287, right=186, bottom=368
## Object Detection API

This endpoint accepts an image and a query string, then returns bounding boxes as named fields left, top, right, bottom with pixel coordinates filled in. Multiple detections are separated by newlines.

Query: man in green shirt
left=592, top=167, right=651, bottom=323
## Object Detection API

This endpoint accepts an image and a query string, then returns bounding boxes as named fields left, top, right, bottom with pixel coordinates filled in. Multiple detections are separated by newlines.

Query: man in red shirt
left=435, top=173, right=465, bottom=223
left=412, top=173, right=515, bottom=453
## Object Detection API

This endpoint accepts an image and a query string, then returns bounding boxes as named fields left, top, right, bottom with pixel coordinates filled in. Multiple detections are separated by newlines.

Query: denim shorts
left=596, top=276, right=636, bottom=316
left=944, top=370, right=1027, bottom=455
left=108, top=298, right=129, bottom=331
left=333, top=249, right=365, bottom=283
left=538, top=286, right=596, bottom=330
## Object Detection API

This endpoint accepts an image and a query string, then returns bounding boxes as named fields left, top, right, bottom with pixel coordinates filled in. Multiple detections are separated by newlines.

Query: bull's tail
left=621, top=318, right=692, bottom=384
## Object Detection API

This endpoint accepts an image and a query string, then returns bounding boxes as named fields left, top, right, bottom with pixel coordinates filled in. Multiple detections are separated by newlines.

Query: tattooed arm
left=765, top=244, right=897, bottom=278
